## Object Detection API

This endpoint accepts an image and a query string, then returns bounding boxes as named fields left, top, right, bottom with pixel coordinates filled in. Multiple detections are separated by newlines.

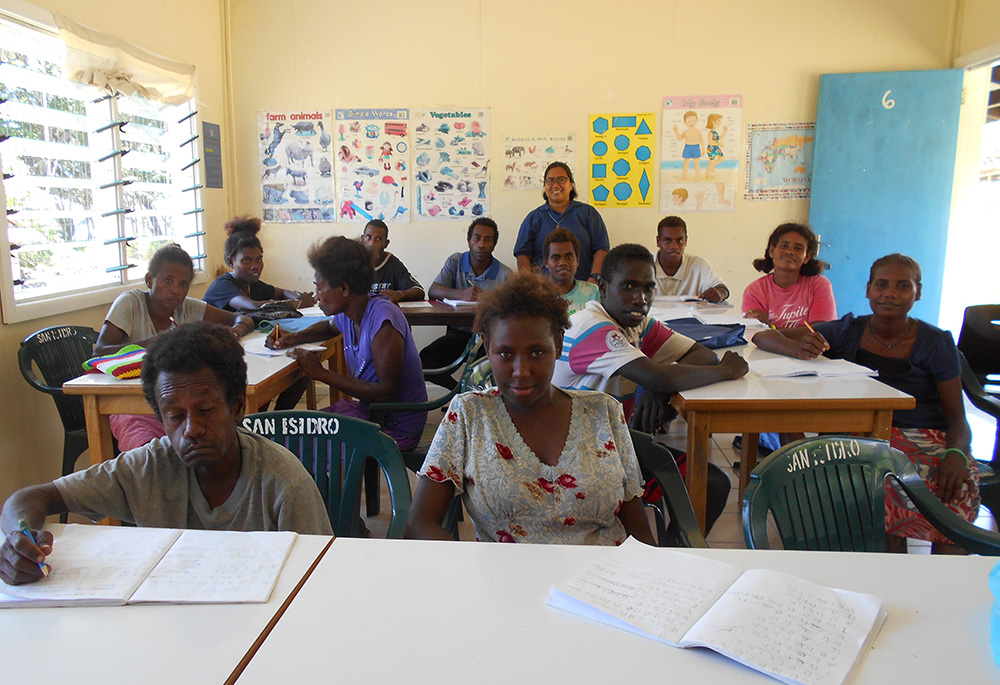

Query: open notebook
left=548, top=539, right=886, bottom=685
left=748, top=357, right=877, bottom=378
left=0, top=525, right=296, bottom=608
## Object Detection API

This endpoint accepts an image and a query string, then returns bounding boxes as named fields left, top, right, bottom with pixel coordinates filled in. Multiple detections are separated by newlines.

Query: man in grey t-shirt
left=1, top=322, right=331, bottom=586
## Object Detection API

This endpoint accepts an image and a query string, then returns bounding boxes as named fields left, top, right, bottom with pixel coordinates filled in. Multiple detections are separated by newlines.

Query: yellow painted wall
left=0, top=0, right=232, bottom=503
left=957, top=0, right=1000, bottom=60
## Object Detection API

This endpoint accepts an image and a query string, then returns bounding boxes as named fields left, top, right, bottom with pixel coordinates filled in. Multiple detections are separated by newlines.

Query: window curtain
left=54, top=14, right=195, bottom=105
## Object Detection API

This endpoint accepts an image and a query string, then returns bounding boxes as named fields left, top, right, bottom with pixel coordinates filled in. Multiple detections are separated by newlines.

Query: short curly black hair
left=307, top=235, right=374, bottom=295
left=223, top=215, right=263, bottom=264
left=147, top=243, right=194, bottom=279
left=541, top=227, right=581, bottom=261
left=600, top=243, right=655, bottom=283
left=474, top=273, right=570, bottom=344
left=752, top=222, right=828, bottom=276
left=141, top=321, right=247, bottom=418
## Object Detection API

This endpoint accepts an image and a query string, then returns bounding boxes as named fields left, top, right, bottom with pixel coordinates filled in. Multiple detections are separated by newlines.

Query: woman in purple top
left=265, top=237, right=427, bottom=450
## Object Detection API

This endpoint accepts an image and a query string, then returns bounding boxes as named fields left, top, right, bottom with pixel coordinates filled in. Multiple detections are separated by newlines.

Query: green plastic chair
left=241, top=410, right=412, bottom=538
left=743, top=436, right=1000, bottom=554
left=630, top=430, right=708, bottom=548
left=460, top=357, right=494, bottom=393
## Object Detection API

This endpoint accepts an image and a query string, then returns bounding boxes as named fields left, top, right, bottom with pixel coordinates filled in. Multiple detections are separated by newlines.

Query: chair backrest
left=18, top=325, right=99, bottom=433
left=743, top=435, right=1000, bottom=554
left=957, top=304, right=1000, bottom=380
left=460, top=357, right=494, bottom=393
left=241, top=410, right=412, bottom=537
left=958, top=351, right=1000, bottom=464
left=629, top=430, right=707, bottom=548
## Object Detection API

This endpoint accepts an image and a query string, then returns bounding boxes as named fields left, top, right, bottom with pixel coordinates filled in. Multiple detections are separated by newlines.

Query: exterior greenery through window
left=0, top=16, right=203, bottom=312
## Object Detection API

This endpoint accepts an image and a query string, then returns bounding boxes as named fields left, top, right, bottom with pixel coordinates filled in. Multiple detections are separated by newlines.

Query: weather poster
left=744, top=122, right=815, bottom=201
left=501, top=135, right=576, bottom=190
left=333, top=109, right=411, bottom=223
left=588, top=113, right=654, bottom=208
left=660, top=95, right=742, bottom=213
left=411, top=108, right=490, bottom=221
left=257, top=110, right=336, bottom=223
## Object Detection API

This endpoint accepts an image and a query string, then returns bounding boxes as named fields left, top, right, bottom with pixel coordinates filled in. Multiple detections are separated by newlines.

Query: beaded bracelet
left=942, top=447, right=971, bottom=467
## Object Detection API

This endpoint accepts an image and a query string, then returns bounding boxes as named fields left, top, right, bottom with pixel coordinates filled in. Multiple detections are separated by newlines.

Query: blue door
left=808, top=69, right=964, bottom=322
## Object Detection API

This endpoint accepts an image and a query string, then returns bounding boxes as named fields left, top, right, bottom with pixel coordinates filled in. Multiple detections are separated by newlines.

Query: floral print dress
left=418, top=388, right=643, bottom=545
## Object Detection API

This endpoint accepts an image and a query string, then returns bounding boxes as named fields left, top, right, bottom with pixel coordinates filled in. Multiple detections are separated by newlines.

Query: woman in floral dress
left=405, top=274, right=655, bottom=545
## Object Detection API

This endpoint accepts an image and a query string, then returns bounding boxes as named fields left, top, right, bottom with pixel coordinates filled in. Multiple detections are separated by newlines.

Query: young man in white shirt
left=654, top=215, right=729, bottom=302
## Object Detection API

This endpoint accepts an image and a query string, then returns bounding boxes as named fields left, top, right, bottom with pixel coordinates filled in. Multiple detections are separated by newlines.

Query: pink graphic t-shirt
left=741, top=273, right=837, bottom=329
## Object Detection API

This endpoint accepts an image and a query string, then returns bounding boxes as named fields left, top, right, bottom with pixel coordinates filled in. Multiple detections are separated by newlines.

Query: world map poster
left=744, top=123, right=815, bottom=201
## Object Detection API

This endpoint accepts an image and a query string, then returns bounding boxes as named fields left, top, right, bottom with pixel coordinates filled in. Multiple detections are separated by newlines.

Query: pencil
left=168, top=316, right=177, bottom=328
left=803, top=321, right=830, bottom=350
left=17, top=519, right=51, bottom=578
left=274, top=323, right=281, bottom=342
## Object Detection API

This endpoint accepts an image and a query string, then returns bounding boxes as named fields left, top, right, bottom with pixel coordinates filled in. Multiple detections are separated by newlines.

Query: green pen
left=17, top=519, right=51, bottom=578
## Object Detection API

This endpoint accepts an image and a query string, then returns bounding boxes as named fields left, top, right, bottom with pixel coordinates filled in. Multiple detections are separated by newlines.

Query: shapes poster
left=334, top=109, right=410, bottom=223
left=411, top=108, right=490, bottom=221
left=744, top=122, right=815, bottom=201
left=501, top=135, right=576, bottom=190
left=660, top=95, right=742, bottom=213
left=588, top=113, right=655, bottom=208
left=257, top=110, right=336, bottom=223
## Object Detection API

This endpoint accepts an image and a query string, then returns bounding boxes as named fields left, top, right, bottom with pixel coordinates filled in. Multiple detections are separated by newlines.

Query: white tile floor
left=318, top=382, right=999, bottom=550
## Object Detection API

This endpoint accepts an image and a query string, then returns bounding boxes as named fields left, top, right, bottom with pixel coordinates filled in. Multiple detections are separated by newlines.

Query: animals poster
left=660, top=95, right=742, bottom=213
left=333, top=108, right=411, bottom=223
left=411, top=108, right=490, bottom=221
left=501, top=135, right=576, bottom=190
left=588, top=113, right=655, bottom=208
left=257, top=110, right=336, bottom=223
left=744, top=122, right=815, bottom=200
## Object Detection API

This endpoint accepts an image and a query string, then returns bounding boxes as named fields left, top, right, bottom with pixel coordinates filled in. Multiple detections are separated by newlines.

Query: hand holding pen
left=0, top=520, right=53, bottom=586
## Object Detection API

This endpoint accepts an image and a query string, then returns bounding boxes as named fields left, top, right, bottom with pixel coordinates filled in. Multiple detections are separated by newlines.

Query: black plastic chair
left=18, top=325, right=100, bottom=480
left=959, top=351, right=1000, bottom=518
left=630, top=430, right=708, bottom=548
left=957, top=304, right=1000, bottom=393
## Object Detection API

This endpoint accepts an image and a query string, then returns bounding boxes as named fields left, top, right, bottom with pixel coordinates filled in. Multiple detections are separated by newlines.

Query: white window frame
left=0, top=0, right=205, bottom=324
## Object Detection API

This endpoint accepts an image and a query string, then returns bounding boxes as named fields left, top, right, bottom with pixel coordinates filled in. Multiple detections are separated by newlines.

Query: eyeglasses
left=544, top=176, right=569, bottom=186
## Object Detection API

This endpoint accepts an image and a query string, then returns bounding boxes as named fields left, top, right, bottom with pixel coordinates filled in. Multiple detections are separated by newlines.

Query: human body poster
left=411, top=108, right=490, bottom=220
left=744, top=122, right=815, bottom=200
left=333, top=108, right=410, bottom=223
left=257, top=110, right=336, bottom=223
left=588, top=113, right=655, bottom=208
left=660, top=95, right=742, bottom=213
left=501, top=135, right=576, bottom=190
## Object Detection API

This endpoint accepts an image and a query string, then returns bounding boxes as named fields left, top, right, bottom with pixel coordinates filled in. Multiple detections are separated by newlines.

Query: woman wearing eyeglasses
left=514, top=162, right=610, bottom=284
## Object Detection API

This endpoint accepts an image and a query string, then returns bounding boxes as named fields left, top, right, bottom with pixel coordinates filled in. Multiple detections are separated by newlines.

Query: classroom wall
left=0, top=0, right=233, bottom=504
left=227, top=0, right=959, bottom=332
left=957, top=0, right=1000, bottom=60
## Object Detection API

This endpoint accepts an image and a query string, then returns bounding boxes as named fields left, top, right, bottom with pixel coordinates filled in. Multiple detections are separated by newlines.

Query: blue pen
left=17, top=519, right=51, bottom=578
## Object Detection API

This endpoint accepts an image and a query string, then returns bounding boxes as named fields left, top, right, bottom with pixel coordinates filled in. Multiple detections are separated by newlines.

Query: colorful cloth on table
left=886, top=427, right=980, bottom=544
left=83, top=344, right=145, bottom=379
left=561, top=279, right=600, bottom=317
left=553, top=300, right=695, bottom=420
left=54, top=428, right=333, bottom=534
left=741, top=273, right=837, bottom=328
left=653, top=252, right=726, bottom=299
left=370, top=252, right=424, bottom=297
left=203, top=273, right=278, bottom=311
left=331, top=296, right=427, bottom=447
left=418, top=389, right=643, bottom=545
left=514, top=200, right=610, bottom=280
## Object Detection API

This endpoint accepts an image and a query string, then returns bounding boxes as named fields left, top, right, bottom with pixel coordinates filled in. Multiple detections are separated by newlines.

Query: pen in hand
left=17, top=519, right=51, bottom=578
left=803, top=321, right=830, bottom=351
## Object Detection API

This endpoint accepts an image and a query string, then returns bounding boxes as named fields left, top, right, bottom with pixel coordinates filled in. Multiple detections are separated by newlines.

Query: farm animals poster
left=501, top=135, right=576, bottom=190
left=334, top=108, right=411, bottom=223
left=257, top=110, right=336, bottom=223
left=588, top=112, right=656, bottom=209
left=660, top=94, right=742, bottom=213
left=411, top=108, right=490, bottom=221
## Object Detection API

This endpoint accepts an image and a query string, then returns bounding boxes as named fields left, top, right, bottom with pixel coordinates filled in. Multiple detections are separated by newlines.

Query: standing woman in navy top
left=203, top=216, right=316, bottom=311
left=514, top=162, right=610, bottom=283
left=752, top=253, right=979, bottom=554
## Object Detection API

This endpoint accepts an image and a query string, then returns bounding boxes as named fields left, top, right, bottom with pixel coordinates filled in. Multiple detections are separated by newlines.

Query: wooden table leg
left=83, top=396, right=115, bottom=467
left=738, top=432, right=760, bottom=501
left=685, top=412, right=711, bottom=533
left=306, top=379, right=317, bottom=410
left=871, top=409, right=894, bottom=439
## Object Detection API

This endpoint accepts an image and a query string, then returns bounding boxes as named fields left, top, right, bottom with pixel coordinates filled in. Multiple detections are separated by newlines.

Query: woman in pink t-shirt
left=742, top=222, right=837, bottom=329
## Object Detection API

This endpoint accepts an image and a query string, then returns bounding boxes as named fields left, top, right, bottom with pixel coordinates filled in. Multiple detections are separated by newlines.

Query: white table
left=671, top=342, right=915, bottom=530
left=1, top=528, right=333, bottom=685
left=236, top=538, right=998, bottom=684
left=62, top=329, right=344, bottom=468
